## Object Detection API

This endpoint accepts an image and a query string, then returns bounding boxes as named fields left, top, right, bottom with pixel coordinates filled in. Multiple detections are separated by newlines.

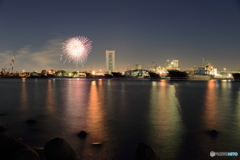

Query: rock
left=77, top=131, right=87, bottom=138
left=17, top=138, right=23, bottom=141
left=91, top=142, right=102, bottom=145
left=0, top=125, right=7, bottom=131
left=0, top=132, right=30, bottom=159
left=9, top=148, right=40, bottom=160
left=44, top=138, right=80, bottom=160
left=31, top=147, right=44, bottom=160
left=91, top=142, right=103, bottom=147
left=31, top=147, right=44, bottom=151
left=208, top=130, right=218, bottom=137
left=135, top=143, right=157, bottom=160
left=26, top=119, right=37, bottom=124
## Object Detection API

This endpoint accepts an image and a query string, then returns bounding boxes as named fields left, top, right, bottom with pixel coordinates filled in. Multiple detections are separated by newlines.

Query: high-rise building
left=106, top=50, right=115, bottom=73
left=135, top=64, right=142, bottom=70
left=165, top=60, right=179, bottom=70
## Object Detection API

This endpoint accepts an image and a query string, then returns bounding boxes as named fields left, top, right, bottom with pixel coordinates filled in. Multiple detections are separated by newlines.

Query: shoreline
left=0, top=124, right=159, bottom=160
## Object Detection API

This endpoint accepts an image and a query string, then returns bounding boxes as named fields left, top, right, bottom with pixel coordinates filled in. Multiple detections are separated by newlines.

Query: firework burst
left=61, top=36, right=92, bottom=67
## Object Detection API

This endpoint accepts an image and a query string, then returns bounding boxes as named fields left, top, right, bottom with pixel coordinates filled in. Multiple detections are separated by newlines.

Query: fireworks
left=61, top=36, right=92, bottom=67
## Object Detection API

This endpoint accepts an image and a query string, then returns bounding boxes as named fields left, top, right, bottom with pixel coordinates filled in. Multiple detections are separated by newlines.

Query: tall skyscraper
left=106, top=50, right=115, bottom=73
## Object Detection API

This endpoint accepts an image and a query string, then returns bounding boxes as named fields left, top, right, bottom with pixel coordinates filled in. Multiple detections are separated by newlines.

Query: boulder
left=0, top=132, right=31, bottom=159
left=26, top=119, right=37, bottom=124
left=208, top=129, right=218, bottom=137
left=44, top=138, right=80, bottom=160
left=0, top=125, right=7, bottom=131
left=31, top=147, right=44, bottom=158
left=77, top=131, right=87, bottom=138
left=91, top=142, right=103, bottom=147
left=135, top=143, right=157, bottom=160
left=9, top=148, right=39, bottom=160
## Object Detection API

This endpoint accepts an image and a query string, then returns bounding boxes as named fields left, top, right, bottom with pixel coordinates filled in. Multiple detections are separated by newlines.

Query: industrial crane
left=1, top=55, right=16, bottom=76
left=9, top=55, right=16, bottom=73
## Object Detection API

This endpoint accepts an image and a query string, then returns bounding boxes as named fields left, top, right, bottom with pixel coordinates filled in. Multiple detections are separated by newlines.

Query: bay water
left=0, top=78, right=239, bottom=160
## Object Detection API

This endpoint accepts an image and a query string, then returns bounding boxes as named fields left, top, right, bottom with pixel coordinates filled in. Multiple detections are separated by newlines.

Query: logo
left=210, top=151, right=215, bottom=157
left=210, top=151, right=238, bottom=157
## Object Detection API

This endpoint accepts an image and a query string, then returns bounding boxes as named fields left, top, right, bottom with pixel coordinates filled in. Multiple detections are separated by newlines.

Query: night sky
left=0, top=0, right=240, bottom=72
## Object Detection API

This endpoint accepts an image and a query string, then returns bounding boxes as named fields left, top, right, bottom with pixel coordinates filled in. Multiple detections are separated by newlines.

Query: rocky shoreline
left=0, top=124, right=159, bottom=160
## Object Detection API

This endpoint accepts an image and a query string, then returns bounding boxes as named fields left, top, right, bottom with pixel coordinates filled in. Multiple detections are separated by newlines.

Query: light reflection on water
left=236, top=90, right=240, bottom=129
left=20, top=78, right=28, bottom=112
left=149, top=80, right=183, bottom=160
left=0, top=79, right=240, bottom=160
left=204, top=80, right=218, bottom=129
left=45, top=79, right=55, bottom=114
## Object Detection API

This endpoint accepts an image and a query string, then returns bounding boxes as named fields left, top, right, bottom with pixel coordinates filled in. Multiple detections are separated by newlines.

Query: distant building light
left=95, top=72, right=104, bottom=76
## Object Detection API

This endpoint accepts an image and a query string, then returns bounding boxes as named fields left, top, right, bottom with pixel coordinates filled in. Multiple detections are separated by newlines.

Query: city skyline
left=0, top=0, right=240, bottom=72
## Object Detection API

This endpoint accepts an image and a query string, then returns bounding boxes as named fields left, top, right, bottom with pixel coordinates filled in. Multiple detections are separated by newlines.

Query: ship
left=167, top=70, right=189, bottom=80
left=232, top=73, right=240, bottom=80
left=85, top=72, right=103, bottom=78
left=85, top=72, right=112, bottom=78
left=168, top=67, right=213, bottom=80
left=148, top=71, right=161, bottom=79
left=111, top=72, right=126, bottom=78
left=30, top=72, right=41, bottom=78
left=104, top=73, right=113, bottom=78
left=124, top=69, right=150, bottom=78
left=168, top=60, right=215, bottom=80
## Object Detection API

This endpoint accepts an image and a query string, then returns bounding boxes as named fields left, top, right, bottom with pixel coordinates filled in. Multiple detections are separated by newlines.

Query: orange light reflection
left=86, top=80, right=106, bottom=142
left=45, top=79, right=55, bottom=114
left=203, top=80, right=218, bottom=129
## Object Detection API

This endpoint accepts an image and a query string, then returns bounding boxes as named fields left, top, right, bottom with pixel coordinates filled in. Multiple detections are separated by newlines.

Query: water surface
left=0, top=78, right=239, bottom=159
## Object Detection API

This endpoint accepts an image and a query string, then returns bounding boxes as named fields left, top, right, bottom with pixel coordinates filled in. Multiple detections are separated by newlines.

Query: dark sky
left=0, top=0, right=240, bottom=72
